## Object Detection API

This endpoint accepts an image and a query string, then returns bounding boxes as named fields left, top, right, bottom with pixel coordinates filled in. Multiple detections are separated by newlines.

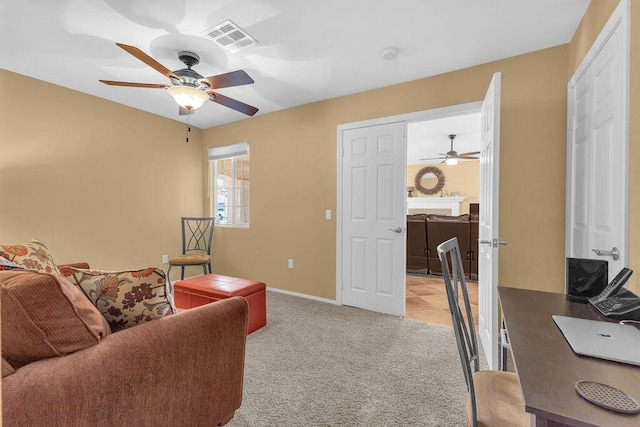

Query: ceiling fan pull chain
left=185, top=112, right=191, bottom=143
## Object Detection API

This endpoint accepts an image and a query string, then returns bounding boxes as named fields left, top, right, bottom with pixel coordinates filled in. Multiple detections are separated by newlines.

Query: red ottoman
left=174, top=274, right=266, bottom=334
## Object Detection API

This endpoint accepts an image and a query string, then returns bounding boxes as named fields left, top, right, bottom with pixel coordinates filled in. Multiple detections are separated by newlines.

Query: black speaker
left=566, top=258, right=608, bottom=303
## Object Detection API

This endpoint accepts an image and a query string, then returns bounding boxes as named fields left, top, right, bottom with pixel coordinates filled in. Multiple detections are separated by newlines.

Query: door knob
left=479, top=239, right=509, bottom=248
left=592, top=247, right=619, bottom=261
left=388, top=227, right=403, bottom=234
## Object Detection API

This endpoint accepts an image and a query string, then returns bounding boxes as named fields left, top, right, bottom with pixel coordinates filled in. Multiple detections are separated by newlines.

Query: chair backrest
left=181, top=217, right=215, bottom=255
left=436, top=237, right=480, bottom=426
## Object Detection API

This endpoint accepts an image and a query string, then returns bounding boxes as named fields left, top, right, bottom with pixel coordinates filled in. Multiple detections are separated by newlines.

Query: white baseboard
left=168, top=273, right=338, bottom=306
left=267, top=287, right=338, bottom=305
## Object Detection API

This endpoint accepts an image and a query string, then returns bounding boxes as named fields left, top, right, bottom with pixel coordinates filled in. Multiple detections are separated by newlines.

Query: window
left=208, top=142, right=249, bottom=227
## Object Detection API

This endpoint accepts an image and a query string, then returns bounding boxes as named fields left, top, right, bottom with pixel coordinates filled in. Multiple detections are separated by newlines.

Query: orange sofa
left=1, top=266, right=248, bottom=426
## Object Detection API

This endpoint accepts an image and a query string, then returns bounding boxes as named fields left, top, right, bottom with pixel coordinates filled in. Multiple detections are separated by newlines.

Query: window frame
left=208, top=142, right=250, bottom=228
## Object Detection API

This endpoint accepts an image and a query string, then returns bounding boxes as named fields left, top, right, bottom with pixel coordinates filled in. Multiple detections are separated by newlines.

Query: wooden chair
left=436, top=237, right=529, bottom=427
left=168, top=217, right=215, bottom=281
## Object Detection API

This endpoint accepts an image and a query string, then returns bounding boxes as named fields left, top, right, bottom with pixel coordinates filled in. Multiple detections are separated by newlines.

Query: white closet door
left=341, top=121, right=407, bottom=316
left=566, top=0, right=629, bottom=281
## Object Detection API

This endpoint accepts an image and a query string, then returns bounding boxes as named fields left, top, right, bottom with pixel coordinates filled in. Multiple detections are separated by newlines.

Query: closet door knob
left=592, top=247, right=619, bottom=261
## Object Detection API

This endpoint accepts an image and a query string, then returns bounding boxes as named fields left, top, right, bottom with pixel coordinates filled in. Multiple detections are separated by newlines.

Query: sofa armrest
left=3, top=297, right=248, bottom=427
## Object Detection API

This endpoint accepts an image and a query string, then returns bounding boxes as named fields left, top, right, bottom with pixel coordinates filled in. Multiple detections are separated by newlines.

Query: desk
left=498, top=287, right=640, bottom=427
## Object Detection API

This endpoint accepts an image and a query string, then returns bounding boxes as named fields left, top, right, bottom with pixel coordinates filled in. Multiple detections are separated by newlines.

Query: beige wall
left=407, top=162, right=480, bottom=215
left=3, top=0, right=636, bottom=299
left=0, top=69, right=204, bottom=273
left=204, top=45, right=570, bottom=298
left=568, top=0, right=640, bottom=293
left=205, top=1, right=640, bottom=298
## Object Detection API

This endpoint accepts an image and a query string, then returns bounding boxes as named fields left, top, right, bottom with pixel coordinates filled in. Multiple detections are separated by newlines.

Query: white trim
left=336, top=101, right=482, bottom=307
left=336, top=101, right=482, bottom=132
left=565, top=0, right=630, bottom=276
left=267, top=287, right=338, bottom=305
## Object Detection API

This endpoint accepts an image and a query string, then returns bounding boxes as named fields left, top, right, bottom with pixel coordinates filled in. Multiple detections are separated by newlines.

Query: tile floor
left=405, top=274, right=478, bottom=328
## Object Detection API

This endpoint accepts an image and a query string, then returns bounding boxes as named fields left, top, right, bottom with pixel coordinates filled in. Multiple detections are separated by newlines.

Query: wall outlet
left=288, top=259, right=294, bottom=269
left=325, top=209, right=332, bottom=220
left=162, top=255, right=168, bottom=264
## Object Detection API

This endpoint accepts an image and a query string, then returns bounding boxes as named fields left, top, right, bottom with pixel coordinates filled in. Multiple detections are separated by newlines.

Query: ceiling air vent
left=203, top=20, right=258, bottom=53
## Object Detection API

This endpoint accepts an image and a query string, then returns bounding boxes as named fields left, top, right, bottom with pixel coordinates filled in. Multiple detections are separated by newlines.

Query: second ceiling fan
left=420, top=134, right=479, bottom=165
left=100, top=43, right=258, bottom=116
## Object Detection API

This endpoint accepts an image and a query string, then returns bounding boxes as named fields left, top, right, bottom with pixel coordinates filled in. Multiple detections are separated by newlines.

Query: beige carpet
left=227, top=291, right=474, bottom=426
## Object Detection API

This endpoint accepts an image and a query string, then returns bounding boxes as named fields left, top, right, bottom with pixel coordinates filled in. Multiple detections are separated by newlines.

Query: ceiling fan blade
left=99, top=80, right=167, bottom=88
left=179, top=106, right=196, bottom=116
left=459, top=151, right=480, bottom=157
left=115, top=43, right=182, bottom=82
left=419, top=156, right=446, bottom=161
left=201, top=70, right=254, bottom=89
left=208, top=91, right=259, bottom=116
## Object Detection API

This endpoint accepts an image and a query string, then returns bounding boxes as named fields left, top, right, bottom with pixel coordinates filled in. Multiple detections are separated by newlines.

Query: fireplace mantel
left=407, top=196, right=465, bottom=216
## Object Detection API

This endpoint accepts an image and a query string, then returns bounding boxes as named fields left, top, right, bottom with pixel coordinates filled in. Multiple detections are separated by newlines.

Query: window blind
left=207, top=142, right=249, bottom=160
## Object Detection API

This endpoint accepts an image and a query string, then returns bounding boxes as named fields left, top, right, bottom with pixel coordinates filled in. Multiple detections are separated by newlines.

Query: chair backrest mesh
left=182, top=217, right=215, bottom=255
left=437, top=237, right=480, bottom=427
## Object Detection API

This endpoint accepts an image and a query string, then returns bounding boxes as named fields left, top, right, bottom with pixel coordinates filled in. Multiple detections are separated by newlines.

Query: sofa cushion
left=60, top=267, right=177, bottom=331
left=1, top=270, right=111, bottom=369
left=0, top=239, right=61, bottom=275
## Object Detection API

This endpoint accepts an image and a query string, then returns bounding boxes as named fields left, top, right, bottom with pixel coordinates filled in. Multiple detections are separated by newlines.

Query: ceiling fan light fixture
left=167, top=86, right=209, bottom=110
left=445, top=157, right=458, bottom=166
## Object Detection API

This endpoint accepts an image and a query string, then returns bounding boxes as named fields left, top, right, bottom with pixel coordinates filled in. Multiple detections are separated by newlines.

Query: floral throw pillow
left=60, top=266, right=177, bottom=331
left=0, top=239, right=61, bottom=275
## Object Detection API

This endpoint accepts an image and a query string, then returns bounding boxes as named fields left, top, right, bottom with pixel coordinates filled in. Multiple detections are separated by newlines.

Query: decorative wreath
left=414, top=166, right=445, bottom=195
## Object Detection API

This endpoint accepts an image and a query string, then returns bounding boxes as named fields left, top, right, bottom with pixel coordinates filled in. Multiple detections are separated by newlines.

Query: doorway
left=337, top=101, right=482, bottom=315
left=337, top=74, right=503, bottom=370
left=404, top=111, right=482, bottom=328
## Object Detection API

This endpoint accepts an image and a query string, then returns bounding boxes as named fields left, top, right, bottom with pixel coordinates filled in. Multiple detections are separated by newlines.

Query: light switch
left=325, top=209, right=332, bottom=220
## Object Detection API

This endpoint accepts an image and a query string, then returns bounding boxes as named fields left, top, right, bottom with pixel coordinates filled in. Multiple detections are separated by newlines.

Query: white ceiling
left=408, top=113, right=481, bottom=165
left=0, top=0, right=590, bottom=129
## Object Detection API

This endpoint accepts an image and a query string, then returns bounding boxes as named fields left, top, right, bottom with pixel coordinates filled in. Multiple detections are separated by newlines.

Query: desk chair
left=437, top=237, right=528, bottom=427
left=168, top=217, right=215, bottom=281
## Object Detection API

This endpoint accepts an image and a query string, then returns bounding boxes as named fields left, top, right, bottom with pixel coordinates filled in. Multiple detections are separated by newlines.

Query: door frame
left=565, top=0, right=630, bottom=280
left=336, top=101, right=482, bottom=308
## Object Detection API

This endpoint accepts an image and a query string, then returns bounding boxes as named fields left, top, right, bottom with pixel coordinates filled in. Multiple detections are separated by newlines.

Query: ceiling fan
left=420, top=134, right=480, bottom=165
left=100, top=43, right=258, bottom=116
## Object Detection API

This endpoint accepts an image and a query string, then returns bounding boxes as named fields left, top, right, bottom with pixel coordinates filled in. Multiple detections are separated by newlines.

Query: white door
left=341, top=122, right=406, bottom=316
left=567, top=1, right=629, bottom=281
left=478, top=72, right=501, bottom=370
